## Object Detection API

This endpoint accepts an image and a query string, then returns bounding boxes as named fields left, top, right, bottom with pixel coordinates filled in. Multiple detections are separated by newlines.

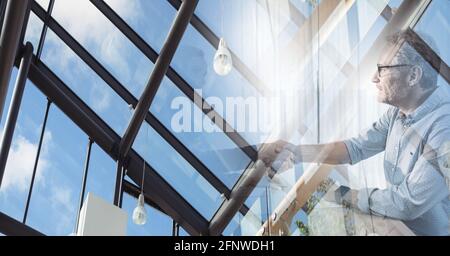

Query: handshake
left=258, top=140, right=299, bottom=174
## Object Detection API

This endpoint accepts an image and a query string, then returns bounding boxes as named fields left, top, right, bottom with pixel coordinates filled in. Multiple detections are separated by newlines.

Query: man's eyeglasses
left=377, top=64, right=412, bottom=77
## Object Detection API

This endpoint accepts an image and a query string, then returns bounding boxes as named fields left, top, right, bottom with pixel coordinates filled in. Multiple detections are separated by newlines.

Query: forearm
left=293, top=141, right=351, bottom=165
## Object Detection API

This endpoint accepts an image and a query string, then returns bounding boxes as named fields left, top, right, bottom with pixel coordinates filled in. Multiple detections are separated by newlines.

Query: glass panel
left=105, top=0, right=176, bottom=54
left=151, top=77, right=251, bottom=188
left=23, top=12, right=44, bottom=54
left=122, top=193, right=173, bottom=236
left=83, top=143, right=116, bottom=204
left=41, top=30, right=131, bottom=135
left=171, top=24, right=268, bottom=146
left=0, top=71, right=47, bottom=223
left=414, top=0, right=450, bottom=65
left=51, top=0, right=154, bottom=97
left=132, top=122, right=223, bottom=219
left=25, top=105, right=86, bottom=235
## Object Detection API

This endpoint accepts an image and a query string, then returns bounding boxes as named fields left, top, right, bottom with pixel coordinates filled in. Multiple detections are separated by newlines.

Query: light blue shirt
left=344, top=85, right=450, bottom=236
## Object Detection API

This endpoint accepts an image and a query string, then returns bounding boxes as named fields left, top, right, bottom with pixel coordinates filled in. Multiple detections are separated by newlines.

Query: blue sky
left=0, top=0, right=448, bottom=236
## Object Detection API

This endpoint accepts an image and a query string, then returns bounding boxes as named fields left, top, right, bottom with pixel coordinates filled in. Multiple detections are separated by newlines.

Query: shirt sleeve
left=343, top=107, right=394, bottom=165
left=357, top=120, right=450, bottom=221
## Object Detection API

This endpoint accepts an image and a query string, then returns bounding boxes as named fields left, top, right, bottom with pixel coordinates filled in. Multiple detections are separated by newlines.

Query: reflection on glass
left=133, top=122, right=223, bottom=219
left=229, top=2, right=450, bottom=235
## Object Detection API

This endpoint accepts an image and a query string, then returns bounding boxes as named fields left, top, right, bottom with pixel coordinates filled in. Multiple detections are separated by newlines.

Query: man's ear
left=409, top=65, right=423, bottom=87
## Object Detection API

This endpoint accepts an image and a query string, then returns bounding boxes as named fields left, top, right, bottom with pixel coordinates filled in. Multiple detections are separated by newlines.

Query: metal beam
left=20, top=57, right=209, bottom=235
left=209, top=160, right=268, bottom=235
left=0, top=42, right=33, bottom=188
left=0, top=0, right=29, bottom=120
left=167, top=0, right=271, bottom=96
left=0, top=0, right=7, bottom=35
left=30, top=2, right=251, bottom=214
left=88, top=0, right=257, bottom=162
left=118, top=0, right=198, bottom=161
left=0, top=211, right=43, bottom=236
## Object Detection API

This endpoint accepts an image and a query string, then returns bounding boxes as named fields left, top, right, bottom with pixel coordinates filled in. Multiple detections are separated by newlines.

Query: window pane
left=51, top=0, right=154, bottom=97
left=133, top=122, right=223, bottom=219
left=105, top=0, right=176, bottom=54
left=151, top=77, right=251, bottom=188
left=0, top=72, right=47, bottom=223
left=25, top=106, right=86, bottom=235
left=41, top=30, right=131, bottom=135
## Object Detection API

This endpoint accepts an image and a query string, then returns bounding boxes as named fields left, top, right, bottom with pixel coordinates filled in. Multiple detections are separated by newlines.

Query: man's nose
left=372, top=72, right=380, bottom=83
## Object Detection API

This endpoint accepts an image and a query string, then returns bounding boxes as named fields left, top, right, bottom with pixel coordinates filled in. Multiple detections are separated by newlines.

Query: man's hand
left=258, top=140, right=297, bottom=169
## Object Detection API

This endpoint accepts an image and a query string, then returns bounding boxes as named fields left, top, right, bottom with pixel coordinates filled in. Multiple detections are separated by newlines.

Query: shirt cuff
left=357, top=188, right=378, bottom=213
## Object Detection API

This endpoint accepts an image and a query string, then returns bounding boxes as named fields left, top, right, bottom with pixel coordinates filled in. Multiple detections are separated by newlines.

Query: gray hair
left=387, top=30, right=440, bottom=89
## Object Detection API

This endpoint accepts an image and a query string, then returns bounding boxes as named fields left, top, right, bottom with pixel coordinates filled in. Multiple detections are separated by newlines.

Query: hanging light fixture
left=214, top=38, right=232, bottom=76
left=132, top=160, right=147, bottom=225
left=213, top=0, right=232, bottom=76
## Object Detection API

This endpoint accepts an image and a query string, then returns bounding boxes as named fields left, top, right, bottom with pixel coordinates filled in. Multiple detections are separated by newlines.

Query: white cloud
left=50, top=186, right=74, bottom=212
left=43, top=0, right=142, bottom=113
left=90, top=81, right=112, bottom=112
left=0, top=130, right=52, bottom=193
left=51, top=0, right=139, bottom=66
left=47, top=184, right=76, bottom=234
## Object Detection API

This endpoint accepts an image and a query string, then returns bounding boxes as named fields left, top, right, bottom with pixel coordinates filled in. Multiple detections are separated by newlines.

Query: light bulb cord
left=220, top=0, right=224, bottom=37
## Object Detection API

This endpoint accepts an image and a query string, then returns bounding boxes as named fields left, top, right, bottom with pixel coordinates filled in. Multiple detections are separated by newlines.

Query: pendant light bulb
left=132, top=193, right=147, bottom=225
left=213, top=38, right=232, bottom=76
